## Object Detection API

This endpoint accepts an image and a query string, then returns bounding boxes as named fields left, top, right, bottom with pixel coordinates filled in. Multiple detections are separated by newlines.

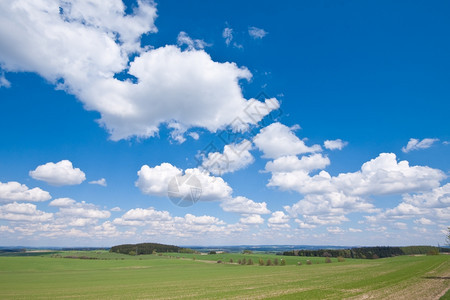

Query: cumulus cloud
left=239, top=214, right=264, bottom=225
left=201, top=140, right=254, bottom=175
left=89, top=178, right=107, bottom=187
left=0, top=202, right=53, bottom=222
left=29, top=160, right=86, bottom=186
left=49, top=198, right=76, bottom=207
left=0, top=1, right=278, bottom=141
left=402, top=138, right=439, bottom=153
left=295, top=219, right=317, bottom=229
left=270, top=153, right=445, bottom=196
left=0, top=181, right=51, bottom=203
left=324, top=139, right=348, bottom=151
left=275, top=153, right=445, bottom=229
left=253, top=122, right=321, bottom=159
left=136, top=163, right=233, bottom=202
left=268, top=211, right=290, bottom=224
left=220, top=196, right=270, bottom=215
left=248, top=26, right=268, bottom=39
left=265, top=154, right=330, bottom=173
left=53, top=199, right=111, bottom=219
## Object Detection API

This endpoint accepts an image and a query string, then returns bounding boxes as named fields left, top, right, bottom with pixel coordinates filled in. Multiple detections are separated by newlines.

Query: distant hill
left=110, top=243, right=194, bottom=255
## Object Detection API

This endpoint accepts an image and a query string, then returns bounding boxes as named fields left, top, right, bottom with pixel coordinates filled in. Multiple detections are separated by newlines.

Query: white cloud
left=0, top=202, right=53, bottom=222
left=368, top=183, right=450, bottom=225
left=265, top=154, right=330, bottom=173
left=295, top=219, right=317, bottom=229
left=177, top=31, right=209, bottom=50
left=136, top=163, right=232, bottom=201
left=188, top=132, right=199, bottom=140
left=348, top=228, right=362, bottom=232
left=0, top=72, right=10, bottom=88
left=223, top=27, right=233, bottom=46
left=136, top=163, right=182, bottom=196
left=89, top=178, right=107, bottom=187
left=110, top=207, right=121, bottom=212
left=402, top=138, right=439, bottom=153
left=285, top=192, right=376, bottom=218
left=49, top=198, right=76, bottom=207
left=268, top=211, right=290, bottom=224
left=277, top=153, right=445, bottom=228
left=0, top=225, right=14, bottom=233
left=324, top=139, right=348, bottom=151
left=327, top=226, right=345, bottom=234
left=270, top=153, right=445, bottom=196
left=118, top=207, right=171, bottom=222
left=56, top=201, right=111, bottom=219
left=201, top=140, right=254, bottom=175
left=0, top=181, right=51, bottom=203
left=0, top=1, right=277, bottom=141
left=248, top=27, right=268, bottom=39
left=403, top=183, right=450, bottom=209
left=414, top=218, right=434, bottom=225
left=239, top=214, right=264, bottom=225
left=29, top=160, right=86, bottom=186
left=220, top=196, right=270, bottom=215
left=184, top=214, right=222, bottom=225
left=253, top=122, right=321, bottom=159
left=394, top=222, right=408, bottom=230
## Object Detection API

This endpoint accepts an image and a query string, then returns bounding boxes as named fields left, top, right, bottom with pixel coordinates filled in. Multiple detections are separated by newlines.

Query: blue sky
left=0, top=0, right=449, bottom=247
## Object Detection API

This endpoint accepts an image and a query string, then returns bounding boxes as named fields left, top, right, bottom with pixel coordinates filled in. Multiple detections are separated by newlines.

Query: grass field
left=0, top=251, right=448, bottom=299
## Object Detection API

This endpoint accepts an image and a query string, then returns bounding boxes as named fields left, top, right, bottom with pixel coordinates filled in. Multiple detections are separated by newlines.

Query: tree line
left=110, top=243, right=194, bottom=255
left=282, top=246, right=447, bottom=259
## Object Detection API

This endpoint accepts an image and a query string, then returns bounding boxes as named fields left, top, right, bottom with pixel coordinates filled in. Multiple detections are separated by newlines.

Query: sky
left=0, top=0, right=449, bottom=247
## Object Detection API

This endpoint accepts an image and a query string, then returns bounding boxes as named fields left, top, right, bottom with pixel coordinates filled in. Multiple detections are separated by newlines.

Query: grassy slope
left=0, top=252, right=448, bottom=299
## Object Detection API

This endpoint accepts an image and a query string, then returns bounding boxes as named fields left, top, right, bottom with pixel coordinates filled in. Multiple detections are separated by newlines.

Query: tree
left=259, top=258, right=264, bottom=266
left=280, top=259, right=286, bottom=266
left=273, top=258, right=279, bottom=266
left=247, top=258, right=253, bottom=265
left=209, top=251, right=216, bottom=255
left=447, top=227, right=450, bottom=246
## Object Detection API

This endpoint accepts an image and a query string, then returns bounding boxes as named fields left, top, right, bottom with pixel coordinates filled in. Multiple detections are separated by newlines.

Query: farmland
left=0, top=251, right=448, bottom=299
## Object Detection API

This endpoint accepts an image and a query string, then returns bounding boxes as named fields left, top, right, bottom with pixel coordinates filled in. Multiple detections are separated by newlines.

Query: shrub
left=238, top=259, right=242, bottom=264
left=259, top=258, right=264, bottom=266
left=209, top=251, right=216, bottom=255
left=306, top=260, right=312, bottom=265
left=372, top=254, right=379, bottom=259
left=297, top=261, right=302, bottom=266
left=247, top=258, right=253, bottom=265
left=280, top=259, right=286, bottom=266
left=129, top=251, right=136, bottom=256
left=229, top=258, right=233, bottom=263
left=243, top=250, right=253, bottom=254
left=337, top=256, right=345, bottom=262
left=266, top=259, right=272, bottom=266
left=273, top=258, right=279, bottom=266
left=217, top=260, right=222, bottom=263
left=323, top=251, right=332, bottom=257
left=242, top=258, right=247, bottom=265
left=325, top=257, right=332, bottom=263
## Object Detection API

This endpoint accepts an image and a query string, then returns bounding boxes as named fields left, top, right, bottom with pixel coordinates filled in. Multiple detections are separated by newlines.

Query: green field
left=0, top=251, right=448, bottom=299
